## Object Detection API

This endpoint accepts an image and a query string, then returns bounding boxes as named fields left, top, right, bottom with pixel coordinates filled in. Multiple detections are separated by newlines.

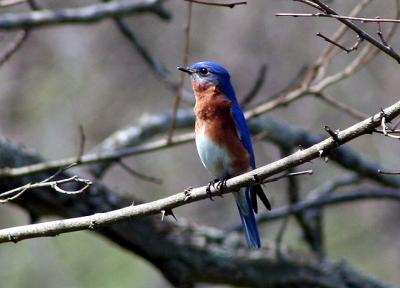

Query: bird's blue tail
left=234, top=188, right=260, bottom=248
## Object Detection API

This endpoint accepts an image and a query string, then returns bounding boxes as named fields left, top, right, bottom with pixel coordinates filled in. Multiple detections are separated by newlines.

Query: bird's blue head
left=178, top=61, right=238, bottom=103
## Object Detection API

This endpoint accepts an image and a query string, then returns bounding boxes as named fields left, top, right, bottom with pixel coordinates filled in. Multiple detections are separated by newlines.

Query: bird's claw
left=206, top=179, right=219, bottom=201
left=184, top=186, right=192, bottom=201
left=216, top=177, right=228, bottom=197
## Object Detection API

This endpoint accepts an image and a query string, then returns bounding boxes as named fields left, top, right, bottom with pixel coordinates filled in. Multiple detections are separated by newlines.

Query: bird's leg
left=206, top=179, right=219, bottom=201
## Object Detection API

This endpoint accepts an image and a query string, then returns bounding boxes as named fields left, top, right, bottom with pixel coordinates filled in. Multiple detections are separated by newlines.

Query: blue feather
left=235, top=188, right=261, bottom=248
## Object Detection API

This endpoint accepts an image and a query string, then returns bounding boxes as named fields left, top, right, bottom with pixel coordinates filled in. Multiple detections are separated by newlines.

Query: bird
left=178, top=61, right=271, bottom=248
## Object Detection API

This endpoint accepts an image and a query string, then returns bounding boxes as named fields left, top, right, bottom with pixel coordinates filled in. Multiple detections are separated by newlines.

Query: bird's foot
left=184, top=186, right=192, bottom=201
left=206, top=179, right=219, bottom=201
left=216, top=177, right=229, bottom=197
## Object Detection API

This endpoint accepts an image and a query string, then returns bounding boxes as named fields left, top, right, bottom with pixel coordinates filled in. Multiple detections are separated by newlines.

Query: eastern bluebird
left=178, top=61, right=271, bottom=248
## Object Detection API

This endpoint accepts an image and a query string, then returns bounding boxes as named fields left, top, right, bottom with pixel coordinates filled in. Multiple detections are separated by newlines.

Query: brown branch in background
left=316, top=32, right=362, bottom=54
left=166, top=1, right=192, bottom=143
left=316, top=92, right=368, bottom=120
left=184, top=0, right=246, bottom=9
left=26, top=0, right=40, bottom=9
left=0, top=0, right=26, bottom=7
left=0, top=30, right=28, bottom=66
left=281, top=147, right=324, bottom=257
left=241, top=64, right=268, bottom=107
left=118, top=160, right=162, bottom=185
left=274, top=214, right=290, bottom=259
left=77, top=125, right=86, bottom=162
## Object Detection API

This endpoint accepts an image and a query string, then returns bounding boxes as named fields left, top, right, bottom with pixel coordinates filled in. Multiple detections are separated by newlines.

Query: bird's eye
left=199, top=67, right=209, bottom=76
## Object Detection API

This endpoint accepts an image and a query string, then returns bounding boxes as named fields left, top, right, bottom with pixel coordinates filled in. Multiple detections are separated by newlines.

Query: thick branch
left=0, top=0, right=170, bottom=30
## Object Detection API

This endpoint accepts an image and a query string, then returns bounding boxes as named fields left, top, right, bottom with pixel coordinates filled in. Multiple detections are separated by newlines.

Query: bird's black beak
left=177, top=66, right=193, bottom=75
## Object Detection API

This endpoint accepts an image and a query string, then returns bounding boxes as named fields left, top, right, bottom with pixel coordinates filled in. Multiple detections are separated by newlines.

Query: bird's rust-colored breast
left=193, top=82, right=250, bottom=175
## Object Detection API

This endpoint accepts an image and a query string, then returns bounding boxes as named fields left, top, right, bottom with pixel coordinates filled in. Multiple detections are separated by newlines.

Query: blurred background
left=0, top=0, right=400, bottom=287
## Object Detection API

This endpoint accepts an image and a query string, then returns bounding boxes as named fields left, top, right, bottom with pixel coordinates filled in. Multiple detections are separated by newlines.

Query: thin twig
left=276, top=12, right=400, bottom=23
left=316, top=92, right=368, bottom=120
left=184, top=0, right=246, bottom=8
left=77, top=125, right=85, bottom=162
left=118, top=160, right=162, bottom=184
left=316, top=32, right=362, bottom=54
left=0, top=30, right=28, bottom=67
left=241, top=64, right=268, bottom=107
left=0, top=175, right=91, bottom=202
left=263, top=170, right=313, bottom=184
left=166, top=1, right=192, bottom=142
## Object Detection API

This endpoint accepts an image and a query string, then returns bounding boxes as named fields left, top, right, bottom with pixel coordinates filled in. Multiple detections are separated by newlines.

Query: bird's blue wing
left=231, top=103, right=272, bottom=213
left=230, top=104, right=256, bottom=169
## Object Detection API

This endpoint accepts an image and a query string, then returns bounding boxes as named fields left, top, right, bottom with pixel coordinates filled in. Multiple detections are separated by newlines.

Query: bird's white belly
left=195, top=130, right=231, bottom=178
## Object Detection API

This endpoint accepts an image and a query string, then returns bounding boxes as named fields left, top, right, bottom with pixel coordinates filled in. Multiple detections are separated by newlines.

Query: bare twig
left=0, top=30, right=28, bottom=66
left=77, top=125, right=85, bottom=162
left=276, top=12, right=400, bottom=23
left=118, top=160, right=162, bottom=184
left=316, top=92, right=368, bottom=120
left=263, top=170, right=313, bottom=184
left=184, top=0, right=246, bottom=8
left=241, top=64, right=268, bottom=107
left=166, top=1, right=192, bottom=142
left=0, top=175, right=91, bottom=203
left=316, top=32, right=362, bottom=54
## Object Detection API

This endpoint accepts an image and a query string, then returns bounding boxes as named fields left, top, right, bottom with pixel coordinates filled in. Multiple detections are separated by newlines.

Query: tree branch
left=2, top=99, right=400, bottom=243
left=0, top=0, right=170, bottom=30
